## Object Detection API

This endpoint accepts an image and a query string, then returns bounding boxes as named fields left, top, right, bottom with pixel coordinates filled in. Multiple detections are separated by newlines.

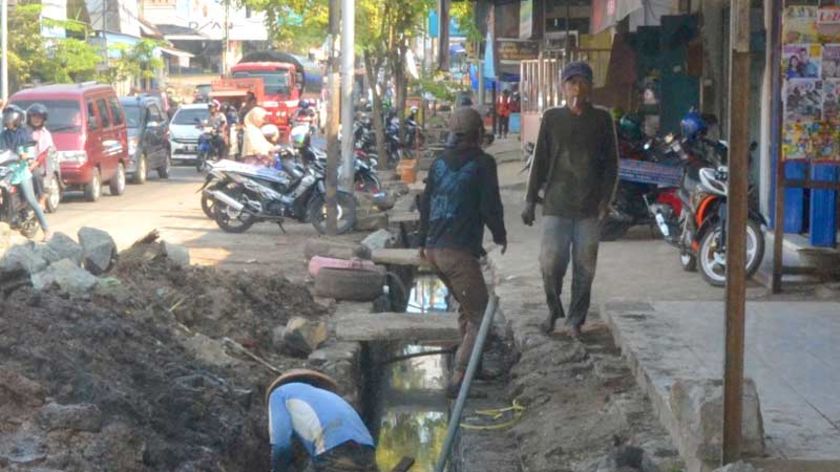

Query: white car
left=168, top=104, right=210, bottom=162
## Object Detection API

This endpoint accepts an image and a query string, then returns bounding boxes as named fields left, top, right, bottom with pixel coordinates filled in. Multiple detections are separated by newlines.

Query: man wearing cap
left=521, top=61, right=619, bottom=338
left=418, top=107, right=507, bottom=397
left=267, top=369, right=377, bottom=471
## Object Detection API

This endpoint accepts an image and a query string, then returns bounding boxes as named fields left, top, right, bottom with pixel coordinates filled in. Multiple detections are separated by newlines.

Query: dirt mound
left=0, top=241, right=327, bottom=471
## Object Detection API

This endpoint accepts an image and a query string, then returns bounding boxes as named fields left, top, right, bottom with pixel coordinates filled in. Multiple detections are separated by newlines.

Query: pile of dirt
left=0, top=240, right=327, bottom=471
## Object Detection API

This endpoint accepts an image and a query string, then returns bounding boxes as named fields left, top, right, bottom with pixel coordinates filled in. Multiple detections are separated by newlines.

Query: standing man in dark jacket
left=521, top=61, right=619, bottom=338
left=418, top=107, right=507, bottom=397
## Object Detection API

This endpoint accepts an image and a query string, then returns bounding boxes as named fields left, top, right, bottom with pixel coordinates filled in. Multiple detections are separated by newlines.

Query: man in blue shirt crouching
left=267, top=369, right=377, bottom=472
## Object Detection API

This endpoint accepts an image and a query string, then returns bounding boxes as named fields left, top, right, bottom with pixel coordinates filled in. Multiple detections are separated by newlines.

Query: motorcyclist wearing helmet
left=266, top=369, right=376, bottom=472
left=27, top=103, right=54, bottom=209
left=1, top=105, right=51, bottom=240
left=208, top=100, right=228, bottom=159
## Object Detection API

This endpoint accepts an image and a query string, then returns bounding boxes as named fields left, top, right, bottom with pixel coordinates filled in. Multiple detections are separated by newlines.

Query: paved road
left=44, top=165, right=328, bottom=281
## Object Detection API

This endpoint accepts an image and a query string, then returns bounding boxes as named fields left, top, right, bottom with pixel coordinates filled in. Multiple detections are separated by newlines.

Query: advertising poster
left=783, top=44, right=822, bottom=79
left=782, top=121, right=839, bottom=161
left=782, top=122, right=811, bottom=160
left=822, top=44, right=840, bottom=78
left=817, top=6, right=840, bottom=43
left=784, top=79, right=823, bottom=122
left=784, top=6, right=819, bottom=44
left=823, top=79, right=840, bottom=122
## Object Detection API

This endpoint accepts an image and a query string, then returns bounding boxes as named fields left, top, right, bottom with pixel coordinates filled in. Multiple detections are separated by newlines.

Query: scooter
left=195, top=119, right=221, bottom=173
left=0, top=144, right=44, bottom=239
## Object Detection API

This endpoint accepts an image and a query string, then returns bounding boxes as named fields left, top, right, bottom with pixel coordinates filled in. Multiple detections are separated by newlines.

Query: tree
left=100, top=39, right=165, bottom=90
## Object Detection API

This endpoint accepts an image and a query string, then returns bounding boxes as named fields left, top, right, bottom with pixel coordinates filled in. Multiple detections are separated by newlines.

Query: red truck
left=230, top=51, right=324, bottom=137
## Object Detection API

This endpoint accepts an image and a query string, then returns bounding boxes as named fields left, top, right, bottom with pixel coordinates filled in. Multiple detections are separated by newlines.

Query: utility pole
left=1, top=0, right=8, bottom=100
left=339, top=0, right=354, bottom=191
left=438, top=0, right=450, bottom=71
left=722, top=0, right=750, bottom=465
left=223, top=0, right=230, bottom=75
left=325, top=0, right=341, bottom=235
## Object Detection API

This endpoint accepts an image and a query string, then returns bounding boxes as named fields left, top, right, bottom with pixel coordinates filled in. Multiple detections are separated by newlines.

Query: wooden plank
left=371, top=248, right=431, bottom=268
left=334, top=312, right=459, bottom=342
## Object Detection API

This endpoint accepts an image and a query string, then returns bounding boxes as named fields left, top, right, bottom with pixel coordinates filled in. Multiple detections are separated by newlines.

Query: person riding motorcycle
left=242, top=107, right=278, bottom=158
left=0, top=105, right=51, bottom=240
left=207, top=100, right=228, bottom=159
left=26, top=103, right=54, bottom=209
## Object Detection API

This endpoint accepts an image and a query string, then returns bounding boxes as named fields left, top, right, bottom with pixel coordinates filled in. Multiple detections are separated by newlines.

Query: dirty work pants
left=309, top=441, right=378, bottom=472
left=540, top=216, right=600, bottom=329
left=426, top=248, right=489, bottom=374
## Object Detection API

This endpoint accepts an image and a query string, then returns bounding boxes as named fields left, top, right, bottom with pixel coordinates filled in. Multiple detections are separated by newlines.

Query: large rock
left=39, top=232, right=83, bottom=265
left=0, top=242, right=48, bottom=274
left=78, top=227, right=117, bottom=275
left=304, top=239, right=370, bottom=261
left=162, top=241, right=191, bottom=267
left=38, top=402, right=103, bottom=432
left=276, top=317, right=328, bottom=357
left=31, top=258, right=99, bottom=294
left=670, top=378, right=765, bottom=463
left=361, top=229, right=396, bottom=252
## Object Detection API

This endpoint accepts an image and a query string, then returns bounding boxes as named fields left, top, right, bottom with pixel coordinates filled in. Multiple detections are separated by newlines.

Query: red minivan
left=11, top=83, right=129, bottom=202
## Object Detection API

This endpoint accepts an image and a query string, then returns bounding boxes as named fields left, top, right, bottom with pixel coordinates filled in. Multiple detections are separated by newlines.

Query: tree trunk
left=364, top=51, right=388, bottom=170
left=396, top=41, right=409, bottom=156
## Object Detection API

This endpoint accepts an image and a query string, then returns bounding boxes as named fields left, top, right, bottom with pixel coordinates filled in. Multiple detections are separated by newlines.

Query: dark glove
left=521, top=202, right=536, bottom=226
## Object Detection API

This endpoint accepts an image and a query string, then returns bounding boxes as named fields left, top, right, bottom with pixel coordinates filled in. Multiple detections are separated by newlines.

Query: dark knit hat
left=561, top=61, right=593, bottom=83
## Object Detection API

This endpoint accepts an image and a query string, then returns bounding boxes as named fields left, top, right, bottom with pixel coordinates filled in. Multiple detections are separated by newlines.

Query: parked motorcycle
left=201, top=157, right=357, bottom=235
left=291, top=124, right=381, bottom=194
left=0, top=144, right=43, bottom=238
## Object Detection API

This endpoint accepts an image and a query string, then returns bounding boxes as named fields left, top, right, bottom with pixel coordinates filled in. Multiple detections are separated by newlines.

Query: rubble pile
left=0, top=228, right=327, bottom=471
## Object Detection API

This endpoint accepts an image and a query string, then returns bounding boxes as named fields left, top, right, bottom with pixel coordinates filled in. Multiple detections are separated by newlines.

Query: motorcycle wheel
left=213, top=195, right=257, bottom=233
left=698, top=220, right=764, bottom=287
left=355, top=173, right=381, bottom=193
left=201, top=193, right=216, bottom=219
left=308, top=191, right=357, bottom=235
left=600, top=219, right=631, bottom=241
left=45, top=175, right=61, bottom=214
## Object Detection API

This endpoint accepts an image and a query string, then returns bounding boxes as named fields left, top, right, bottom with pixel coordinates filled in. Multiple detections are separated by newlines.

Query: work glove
left=521, top=202, right=536, bottom=226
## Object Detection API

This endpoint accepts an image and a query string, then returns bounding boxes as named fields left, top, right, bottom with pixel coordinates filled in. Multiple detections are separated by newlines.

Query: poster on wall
left=782, top=122, right=811, bottom=160
left=783, top=44, right=822, bottom=79
left=784, top=6, right=819, bottom=44
left=817, top=6, right=840, bottom=43
left=822, top=44, right=840, bottom=78
left=823, top=79, right=840, bottom=122
left=784, top=79, right=823, bottom=122
left=782, top=121, right=839, bottom=161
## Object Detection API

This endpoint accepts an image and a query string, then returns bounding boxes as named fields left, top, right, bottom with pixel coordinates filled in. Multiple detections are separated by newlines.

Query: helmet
left=260, top=123, right=280, bottom=141
left=2, top=104, right=26, bottom=129
left=680, top=110, right=707, bottom=141
left=265, top=369, right=339, bottom=404
left=299, top=100, right=310, bottom=109
left=289, top=124, right=311, bottom=148
left=26, top=103, right=48, bottom=128
left=617, top=114, right=643, bottom=141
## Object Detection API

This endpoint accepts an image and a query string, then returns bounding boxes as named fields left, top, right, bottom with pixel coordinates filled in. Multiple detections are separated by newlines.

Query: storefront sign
left=497, top=40, right=539, bottom=62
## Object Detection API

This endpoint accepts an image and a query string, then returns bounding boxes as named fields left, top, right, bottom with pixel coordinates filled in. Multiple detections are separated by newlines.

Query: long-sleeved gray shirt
left=525, top=105, right=619, bottom=218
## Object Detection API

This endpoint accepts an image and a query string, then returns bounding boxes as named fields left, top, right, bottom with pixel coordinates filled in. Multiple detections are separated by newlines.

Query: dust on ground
left=0, top=241, right=327, bottom=471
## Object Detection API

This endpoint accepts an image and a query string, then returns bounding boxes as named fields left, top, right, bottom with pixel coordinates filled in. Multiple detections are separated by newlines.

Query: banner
left=497, top=40, right=539, bottom=62
left=519, top=0, right=533, bottom=39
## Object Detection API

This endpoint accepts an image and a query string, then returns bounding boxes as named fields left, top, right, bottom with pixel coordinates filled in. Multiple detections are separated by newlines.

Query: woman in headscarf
left=241, top=107, right=276, bottom=158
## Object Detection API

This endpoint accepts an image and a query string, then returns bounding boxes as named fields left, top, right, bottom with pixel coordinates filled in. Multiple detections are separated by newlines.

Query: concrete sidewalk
left=603, top=301, right=840, bottom=467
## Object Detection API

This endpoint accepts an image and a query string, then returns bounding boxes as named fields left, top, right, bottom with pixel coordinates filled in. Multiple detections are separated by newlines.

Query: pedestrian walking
left=496, top=89, right=512, bottom=139
left=521, top=61, right=619, bottom=338
left=266, top=369, right=377, bottom=472
left=418, top=107, right=507, bottom=398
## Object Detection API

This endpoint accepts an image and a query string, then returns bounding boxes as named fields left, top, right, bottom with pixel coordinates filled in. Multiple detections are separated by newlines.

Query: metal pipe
left=434, top=294, right=499, bottom=472
left=339, top=0, right=355, bottom=191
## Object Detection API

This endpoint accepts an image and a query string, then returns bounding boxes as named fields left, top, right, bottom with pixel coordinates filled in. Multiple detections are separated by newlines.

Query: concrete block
left=355, top=213, right=388, bottom=231
left=670, top=378, right=765, bottom=463
left=304, top=239, right=370, bottom=261
left=361, top=229, right=397, bottom=252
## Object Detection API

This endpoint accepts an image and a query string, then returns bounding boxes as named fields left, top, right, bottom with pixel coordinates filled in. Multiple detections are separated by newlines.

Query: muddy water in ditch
left=371, top=275, right=453, bottom=471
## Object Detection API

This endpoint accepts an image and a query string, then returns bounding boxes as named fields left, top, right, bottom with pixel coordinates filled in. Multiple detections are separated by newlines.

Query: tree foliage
left=100, top=39, right=165, bottom=88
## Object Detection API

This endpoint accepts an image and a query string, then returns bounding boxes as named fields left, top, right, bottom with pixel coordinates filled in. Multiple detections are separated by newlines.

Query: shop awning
left=159, top=46, right=194, bottom=68
left=158, top=24, right=208, bottom=41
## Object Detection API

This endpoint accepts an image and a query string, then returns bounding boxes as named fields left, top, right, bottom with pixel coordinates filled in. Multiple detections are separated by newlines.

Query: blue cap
left=562, top=61, right=593, bottom=83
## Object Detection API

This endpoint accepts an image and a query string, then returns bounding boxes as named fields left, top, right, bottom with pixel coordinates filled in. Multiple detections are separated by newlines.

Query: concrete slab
left=603, top=300, right=840, bottom=471
left=387, top=211, right=420, bottom=224
left=333, top=312, right=459, bottom=343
